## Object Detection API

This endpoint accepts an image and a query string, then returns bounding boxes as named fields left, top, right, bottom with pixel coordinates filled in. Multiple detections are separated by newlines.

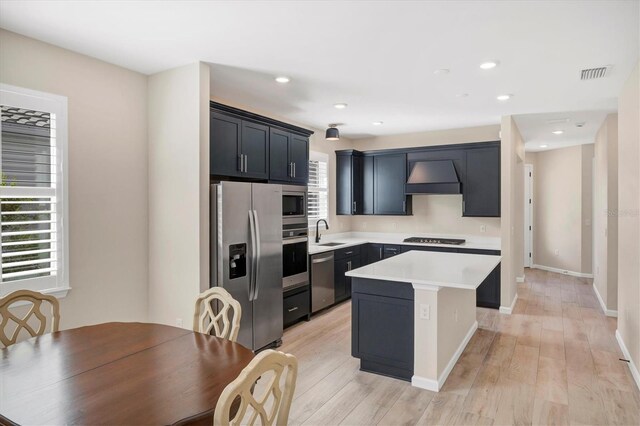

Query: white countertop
left=345, top=250, right=502, bottom=290
left=308, top=231, right=501, bottom=255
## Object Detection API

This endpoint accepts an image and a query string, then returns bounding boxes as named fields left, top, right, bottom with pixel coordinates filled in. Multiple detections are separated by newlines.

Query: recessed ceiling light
left=275, top=76, right=290, bottom=83
left=433, top=68, right=450, bottom=75
left=372, top=121, right=383, bottom=126
left=480, top=61, right=499, bottom=70
left=456, top=93, right=469, bottom=98
left=496, top=94, right=513, bottom=101
left=540, top=144, right=548, bottom=148
left=575, top=122, right=586, bottom=128
left=552, top=130, right=564, bottom=135
left=333, top=103, right=348, bottom=109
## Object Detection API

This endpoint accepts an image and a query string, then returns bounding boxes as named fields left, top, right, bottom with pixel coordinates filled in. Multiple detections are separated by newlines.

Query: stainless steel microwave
left=282, top=185, right=307, bottom=225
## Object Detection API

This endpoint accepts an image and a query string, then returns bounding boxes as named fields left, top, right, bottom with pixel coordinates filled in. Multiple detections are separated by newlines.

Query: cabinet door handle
left=238, top=155, right=243, bottom=172
left=293, top=162, right=296, bottom=178
left=345, top=251, right=353, bottom=255
left=289, top=162, right=293, bottom=177
left=353, top=201, right=357, bottom=214
left=379, top=247, right=382, bottom=259
left=347, top=260, right=352, bottom=271
left=403, top=200, right=406, bottom=213
left=287, top=307, right=299, bottom=312
left=244, top=155, right=248, bottom=172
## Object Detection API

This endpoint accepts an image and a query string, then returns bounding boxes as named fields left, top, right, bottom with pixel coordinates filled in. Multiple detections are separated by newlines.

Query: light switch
left=420, top=304, right=430, bottom=320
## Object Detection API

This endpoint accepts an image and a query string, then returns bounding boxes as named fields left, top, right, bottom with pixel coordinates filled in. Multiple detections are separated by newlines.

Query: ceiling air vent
left=580, top=66, right=610, bottom=80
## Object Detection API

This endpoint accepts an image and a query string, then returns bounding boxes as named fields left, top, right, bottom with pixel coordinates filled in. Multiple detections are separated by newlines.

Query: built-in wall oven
left=282, top=185, right=309, bottom=291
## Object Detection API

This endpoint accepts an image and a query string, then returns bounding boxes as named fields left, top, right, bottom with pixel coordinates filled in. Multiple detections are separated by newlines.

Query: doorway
left=524, top=165, right=533, bottom=267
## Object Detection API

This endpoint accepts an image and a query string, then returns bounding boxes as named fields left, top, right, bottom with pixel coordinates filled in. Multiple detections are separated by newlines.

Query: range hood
left=405, top=160, right=461, bottom=194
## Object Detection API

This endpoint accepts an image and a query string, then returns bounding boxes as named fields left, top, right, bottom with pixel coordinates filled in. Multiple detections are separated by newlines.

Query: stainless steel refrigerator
left=211, top=181, right=283, bottom=351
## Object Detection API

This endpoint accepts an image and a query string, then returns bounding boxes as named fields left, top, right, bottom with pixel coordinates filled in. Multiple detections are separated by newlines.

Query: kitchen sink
left=318, top=242, right=345, bottom=247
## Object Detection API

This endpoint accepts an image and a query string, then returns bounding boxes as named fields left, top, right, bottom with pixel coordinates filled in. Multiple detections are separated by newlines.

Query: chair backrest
left=214, top=349, right=298, bottom=426
left=193, top=287, right=242, bottom=342
left=0, top=289, right=60, bottom=347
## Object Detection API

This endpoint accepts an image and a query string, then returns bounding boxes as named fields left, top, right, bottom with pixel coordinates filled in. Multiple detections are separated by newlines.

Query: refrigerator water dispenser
left=229, top=243, right=246, bottom=279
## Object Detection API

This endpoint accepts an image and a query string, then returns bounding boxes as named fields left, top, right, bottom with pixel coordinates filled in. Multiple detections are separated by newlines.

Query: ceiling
left=514, top=110, right=609, bottom=152
left=0, top=1, right=638, bottom=138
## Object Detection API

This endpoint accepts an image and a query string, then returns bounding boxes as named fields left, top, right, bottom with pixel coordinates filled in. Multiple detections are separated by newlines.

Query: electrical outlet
left=480, top=225, right=486, bottom=233
left=392, top=222, right=397, bottom=230
left=419, top=304, right=430, bottom=320
left=176, top=318, right=183, bottom=328
left=554, top=249, right=559, bottom=256
left=362, top=222, right=367, bottom=229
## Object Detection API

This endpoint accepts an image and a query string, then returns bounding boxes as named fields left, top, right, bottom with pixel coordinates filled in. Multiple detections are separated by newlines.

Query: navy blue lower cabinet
left=458, top=248, right=501, bottom=309
left=351, top=278, right=414, bottom=381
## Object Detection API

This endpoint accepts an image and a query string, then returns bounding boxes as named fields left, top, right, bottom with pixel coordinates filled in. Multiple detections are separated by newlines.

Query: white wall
left=0, top=29, right=149, bottom=328
left=350, top=125, right=501, bottom=237
left=617, top=61, right=640, bottom=385
left=500, top=116, right=525, bottom=309
left=594, top=114, right=618, bottom=311
left=147, top=63, right=210, bottom=327
left=529, top=145, right=594, bottom=275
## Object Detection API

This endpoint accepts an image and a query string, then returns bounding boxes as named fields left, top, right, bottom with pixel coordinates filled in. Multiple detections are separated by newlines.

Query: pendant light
left=325, top=124, right=340, bottom=141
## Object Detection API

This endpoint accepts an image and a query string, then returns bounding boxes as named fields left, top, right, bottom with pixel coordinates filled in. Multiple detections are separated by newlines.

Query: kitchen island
left=346, top=250, right=501, bottom=391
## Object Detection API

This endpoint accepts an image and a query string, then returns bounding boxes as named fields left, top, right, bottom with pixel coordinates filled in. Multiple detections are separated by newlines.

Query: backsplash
left=348, top=194, right=501, bottom=237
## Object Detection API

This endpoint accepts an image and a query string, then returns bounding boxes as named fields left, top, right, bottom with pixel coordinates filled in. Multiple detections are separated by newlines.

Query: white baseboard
left=615, top=329, right=640, bottom=391
left=532, top=264, right=594, bottom=279
left=516, top=275, right=525, bottom=283
left=499, top=293, right=518, bottom=314
left=592, top=282, right=618, bottom=317
left=411, top=375, right=439, bottom=392
left=412, top=321, right=478, bottom=392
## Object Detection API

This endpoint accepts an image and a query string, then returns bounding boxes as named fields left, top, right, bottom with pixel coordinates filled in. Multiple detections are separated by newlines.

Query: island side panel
left=351, top=278, right=414, bottom=381
left=436, top=287, right=477, bottom=379
left=412, top=286, right=477, bottom=391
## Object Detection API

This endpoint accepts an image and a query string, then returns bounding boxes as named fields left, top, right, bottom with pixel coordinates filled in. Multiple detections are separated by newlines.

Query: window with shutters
left=0, top=84, right=69, bottom=298
left=308, top=151, right=328, bottom=227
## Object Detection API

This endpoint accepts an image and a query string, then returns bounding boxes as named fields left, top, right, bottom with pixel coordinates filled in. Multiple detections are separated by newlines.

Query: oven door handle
left=283, top=237, right=309, bottom=245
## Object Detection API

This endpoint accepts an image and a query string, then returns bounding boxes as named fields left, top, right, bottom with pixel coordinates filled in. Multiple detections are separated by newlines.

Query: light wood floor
left=279, top=269, right=640, bottom=425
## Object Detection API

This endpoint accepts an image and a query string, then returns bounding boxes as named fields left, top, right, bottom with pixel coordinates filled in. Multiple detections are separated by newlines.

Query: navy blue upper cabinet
left=362, top=156, right=374, bottom=215
left=210, top=102, right=313, bottom=182
left=269, top=129, right=309, bottom=185
left=336, top=151, right=410, bottom=216
left=463, top=145, right=501, bottom=217
left=210, top=111, right=243, bottom=178
left=268, top=128, right=291, bottom=181
left=336, top=151, right=364, bottom=215
left=210, top=114, right=268, bottom=179
left=241, top=121, right=269, bottom=179
left=374, top=154, right=411, bottom=215
left=289, top=134, right=309, bottom=184
left=268, top=130, right=309, bottom=184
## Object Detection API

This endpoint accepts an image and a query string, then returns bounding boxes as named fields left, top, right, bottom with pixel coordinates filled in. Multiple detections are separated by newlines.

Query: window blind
left=308, top=156, right=328, bottom=226
left=1, top=106, right=59, bottom=285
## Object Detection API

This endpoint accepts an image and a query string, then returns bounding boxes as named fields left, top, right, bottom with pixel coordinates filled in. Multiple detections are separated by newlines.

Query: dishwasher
left=311, top=252, right=335, bottom=313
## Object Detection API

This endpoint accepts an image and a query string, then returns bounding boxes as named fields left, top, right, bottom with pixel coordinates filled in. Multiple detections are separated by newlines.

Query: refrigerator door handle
left=252, top=209, right=261, bottom=300
left=248, top=209, right=257, bottom=301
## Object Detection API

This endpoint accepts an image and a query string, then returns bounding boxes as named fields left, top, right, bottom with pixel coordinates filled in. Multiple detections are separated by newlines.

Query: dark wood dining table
left=0, top=322, right=254, bottom=425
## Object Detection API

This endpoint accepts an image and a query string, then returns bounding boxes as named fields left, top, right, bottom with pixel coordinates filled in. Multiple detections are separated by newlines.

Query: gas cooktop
left=403, top=237, right=466, bottom=245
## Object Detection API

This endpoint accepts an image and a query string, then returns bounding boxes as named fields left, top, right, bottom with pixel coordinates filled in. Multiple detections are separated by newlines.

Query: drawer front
left=284, top=289, right=310, bottom=326
left=383, top=244, right=402, bottom=258
left=334, top=244, right=362, bottom=260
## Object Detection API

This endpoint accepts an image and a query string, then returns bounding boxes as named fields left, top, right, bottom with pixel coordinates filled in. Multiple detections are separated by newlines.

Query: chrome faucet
left=315, top=219, right=329, bottom=243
